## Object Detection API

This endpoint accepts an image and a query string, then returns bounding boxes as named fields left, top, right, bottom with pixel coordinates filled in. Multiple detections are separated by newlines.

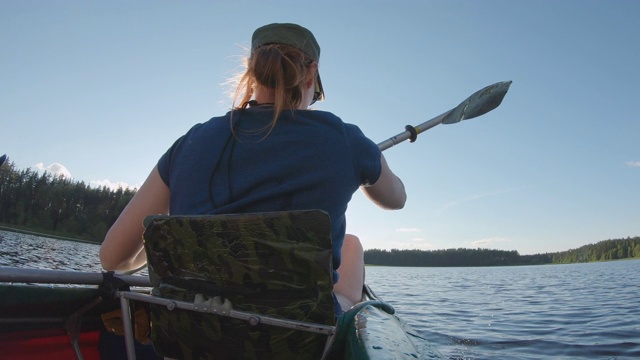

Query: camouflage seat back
left=143, top=210, right=335, bottom=360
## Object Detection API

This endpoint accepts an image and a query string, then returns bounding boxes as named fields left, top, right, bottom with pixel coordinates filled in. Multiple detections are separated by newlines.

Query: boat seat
left=140, top=210, right=335, bottom=360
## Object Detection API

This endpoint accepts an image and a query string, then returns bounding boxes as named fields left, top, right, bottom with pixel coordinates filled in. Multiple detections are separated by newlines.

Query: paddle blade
left=442, top=81, right=512, bottom=124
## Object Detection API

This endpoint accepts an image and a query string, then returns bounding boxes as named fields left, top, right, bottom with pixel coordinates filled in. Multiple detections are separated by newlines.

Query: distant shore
left=0, top=226, right=98, bottom=245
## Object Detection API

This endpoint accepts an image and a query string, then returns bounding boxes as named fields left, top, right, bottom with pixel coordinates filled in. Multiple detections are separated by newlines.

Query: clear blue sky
left=2, top=1, right=638, bottom=255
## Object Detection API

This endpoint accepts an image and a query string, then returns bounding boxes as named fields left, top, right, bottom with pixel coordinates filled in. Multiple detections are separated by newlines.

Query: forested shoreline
left=0, top=160, right=135, bottom=242
left=364, top=236, right=640, bottom=267
left=1, top=160, right=638, bottom=265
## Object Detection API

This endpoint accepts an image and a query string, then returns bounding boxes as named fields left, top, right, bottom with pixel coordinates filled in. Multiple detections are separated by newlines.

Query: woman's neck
left=253, top=85, right=311, bottom=110
left=254, top=86, right=275, bottom=104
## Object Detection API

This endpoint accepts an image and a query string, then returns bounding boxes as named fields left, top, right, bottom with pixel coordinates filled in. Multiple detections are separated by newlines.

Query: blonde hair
left=232, top=44, right=316, bottom=131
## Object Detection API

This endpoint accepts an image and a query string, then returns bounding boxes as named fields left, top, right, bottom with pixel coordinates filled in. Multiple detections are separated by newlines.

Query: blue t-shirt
left=157, top=107, right=381, bottom=282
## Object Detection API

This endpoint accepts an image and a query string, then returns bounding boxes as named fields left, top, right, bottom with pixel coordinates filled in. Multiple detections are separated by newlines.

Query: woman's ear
left=306, top=63, right=318, bottom=89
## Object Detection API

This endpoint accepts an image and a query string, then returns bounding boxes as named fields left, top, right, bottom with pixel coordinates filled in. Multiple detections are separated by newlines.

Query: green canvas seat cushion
left=143, top=210, right=335, bottom=360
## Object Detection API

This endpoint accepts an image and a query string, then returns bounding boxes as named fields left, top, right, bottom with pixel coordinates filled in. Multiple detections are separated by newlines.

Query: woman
left=99, top=23, right=406, bottom=314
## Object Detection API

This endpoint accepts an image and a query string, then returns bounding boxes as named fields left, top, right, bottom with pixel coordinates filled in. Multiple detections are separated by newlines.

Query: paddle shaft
left=377, top=110, right=453, bottom=151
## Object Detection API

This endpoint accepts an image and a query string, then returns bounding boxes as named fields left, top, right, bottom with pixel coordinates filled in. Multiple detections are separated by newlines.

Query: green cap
left=252, top=23, right=324, bottom=102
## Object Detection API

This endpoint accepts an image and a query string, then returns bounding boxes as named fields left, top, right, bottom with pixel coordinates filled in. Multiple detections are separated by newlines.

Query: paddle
left=377, top=81, right=512, bottom=151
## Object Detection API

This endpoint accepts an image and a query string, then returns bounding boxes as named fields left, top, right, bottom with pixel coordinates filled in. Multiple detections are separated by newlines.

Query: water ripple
left=367, top=262, right=640, bottom=359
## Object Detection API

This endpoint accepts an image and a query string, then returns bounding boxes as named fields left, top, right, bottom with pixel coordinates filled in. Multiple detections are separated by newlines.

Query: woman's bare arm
left=99, top=166, right=170, bottom=271
left=361, top=154, right=406, bottom=210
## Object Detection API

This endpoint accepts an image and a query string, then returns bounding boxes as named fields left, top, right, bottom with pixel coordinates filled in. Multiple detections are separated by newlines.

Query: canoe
left=0, top=267, right=155, bottom=360
left=0, top=266, right=443, bottom=359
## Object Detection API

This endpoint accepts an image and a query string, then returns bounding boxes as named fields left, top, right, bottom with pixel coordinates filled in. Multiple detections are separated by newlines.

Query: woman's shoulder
left=183, top=112, right=232, bottom=134
left=300, top=109, right=360, bottom=128
left=298, top=109, right=369, bottom=136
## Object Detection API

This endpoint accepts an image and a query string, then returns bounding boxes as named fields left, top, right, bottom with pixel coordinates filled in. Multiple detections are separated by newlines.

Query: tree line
left=550, top=237, right=640, bottom=263
left=0, top=159, right=135, bottom=242
left=364, top=236, right=640, bottom=267
left=364, top=248, right=546, bottom=267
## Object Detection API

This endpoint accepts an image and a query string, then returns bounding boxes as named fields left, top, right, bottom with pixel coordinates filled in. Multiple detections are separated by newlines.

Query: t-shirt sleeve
left=157, top=123, right=201, bottom=187
left=344, top=124, right=382, bottom=186
left=157, top=137, right=180, bottom=187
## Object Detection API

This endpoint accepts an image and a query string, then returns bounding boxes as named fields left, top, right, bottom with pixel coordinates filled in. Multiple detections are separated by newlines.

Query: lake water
left=1, top=229, right=639, bottom=359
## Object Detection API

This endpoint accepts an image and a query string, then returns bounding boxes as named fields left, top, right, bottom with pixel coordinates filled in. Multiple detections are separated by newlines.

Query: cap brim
left=315, top=72, right=325, bottom=101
